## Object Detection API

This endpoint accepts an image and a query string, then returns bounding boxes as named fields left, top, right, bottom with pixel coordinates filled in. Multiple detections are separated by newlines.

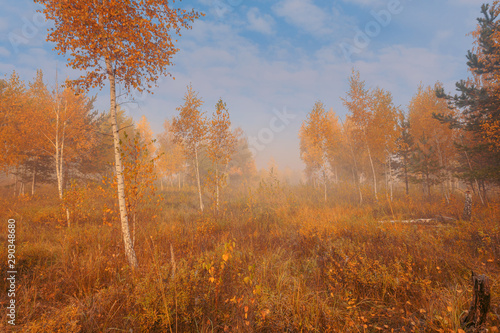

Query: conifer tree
left=436, top=3, right=500, bottom=187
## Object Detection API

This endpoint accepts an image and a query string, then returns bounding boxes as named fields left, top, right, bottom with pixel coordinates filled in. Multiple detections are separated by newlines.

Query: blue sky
left=0, top=0, right=486, bottom=171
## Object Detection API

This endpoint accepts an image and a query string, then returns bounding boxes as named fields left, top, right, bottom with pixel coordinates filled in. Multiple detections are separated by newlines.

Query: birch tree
left=172, top=85, right=207, bottom=211
left=36, top=0, right=201, bottom=268
left=206, top=98, right=236, bottom=212
left=120, top=118, right=159, bottom=247
left=342, top=70, right=379, bottom=201
left=28, top=71, right=96, bottom=224
left=26, top=70, right=51, bottom=196
left=369, top=87, right=400, bottom=201
left=299, top=101, right=333, bottom=201
left=0, top=72, right=28, bottom=175
left=325, top=108, right=342, bottom=185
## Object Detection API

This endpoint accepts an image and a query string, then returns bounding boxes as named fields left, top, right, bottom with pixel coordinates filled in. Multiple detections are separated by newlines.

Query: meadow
left=2, top=0, right=500, bottom=332
left=1, top=181, right=499, bottom=333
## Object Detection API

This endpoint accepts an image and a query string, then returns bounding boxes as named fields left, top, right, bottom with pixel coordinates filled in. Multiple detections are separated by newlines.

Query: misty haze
left=1, top=0, right=499, bottom=332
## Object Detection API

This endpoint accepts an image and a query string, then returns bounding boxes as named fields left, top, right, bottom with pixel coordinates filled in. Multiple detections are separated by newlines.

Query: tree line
left=0, top=71, right=256, bottom=208
left=299, top=4, right=500, bottom=203
left=300, top=72, right=460, bottom=203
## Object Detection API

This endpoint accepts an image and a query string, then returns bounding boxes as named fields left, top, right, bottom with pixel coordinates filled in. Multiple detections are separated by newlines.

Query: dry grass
left=0, top=184, right=499, bottom=332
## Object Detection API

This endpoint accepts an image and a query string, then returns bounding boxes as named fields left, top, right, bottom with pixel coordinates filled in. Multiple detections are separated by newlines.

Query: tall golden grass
left=0, top=183, right=499, bottom=332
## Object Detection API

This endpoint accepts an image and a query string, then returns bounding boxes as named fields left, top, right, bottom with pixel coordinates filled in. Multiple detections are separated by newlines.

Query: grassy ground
left=0, top=184, right=499, bottom=332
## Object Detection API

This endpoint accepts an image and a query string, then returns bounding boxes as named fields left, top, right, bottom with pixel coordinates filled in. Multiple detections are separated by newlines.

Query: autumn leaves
left=32, top=0, right=204, bottom=268
left=34, top=0, right=202, bottom=93
left=0, top=70, right=96, bottom=199
left=299, top=101, right=336, bottom=202
left=172, top=85, right=237, bottom=213
left=299, top=70, right=399, bottom=203
left=300, top=70, right=460, bottom=203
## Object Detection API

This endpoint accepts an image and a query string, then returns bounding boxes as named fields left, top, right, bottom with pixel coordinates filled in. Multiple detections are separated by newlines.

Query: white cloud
left=271, top=0, right=359, bottom=43
left=125, top=14, right=470, bottom=169
left=350, top=45, right=462, bottom=106
left=272, top=0, right=333, bottom=36
left=246, top=7, right=275, bottom=35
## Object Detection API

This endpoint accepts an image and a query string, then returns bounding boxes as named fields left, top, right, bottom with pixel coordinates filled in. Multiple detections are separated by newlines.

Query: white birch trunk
left=194, top=147, right=204, bottom=211
left=366, top=143, right=378, bottom=201
left=55, top=100, right=71, bottom=227
left=106, top=58, right=138, bottom=269
left=55, top=107, right=62, bottom=199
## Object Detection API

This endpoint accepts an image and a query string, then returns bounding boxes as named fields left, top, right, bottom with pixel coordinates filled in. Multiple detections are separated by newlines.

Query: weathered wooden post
left=460, top=271, right=490, bottom=333
left=462, top=190, right=472, bottom=221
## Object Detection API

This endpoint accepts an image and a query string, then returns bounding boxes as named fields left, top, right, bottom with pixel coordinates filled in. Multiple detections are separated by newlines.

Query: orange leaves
left=172, top=84, right=206, bottom=156
left=35, top=0, right=202, bottom=93
left=408, top=83, right=457, bottom=177
left=343, top=70, right=399, bottom=162
left=110, top=127, right=160, bottom=224
left=299, top=101, right=336, bottom=182
left=342, top=69, right=372, bottom=136
left=0, top=72, right=29, bottom=169
left=408, top=84, right=452, bottom=142
left=136, top=115, right=156, bottom=157
left=172, top=85, right=207, bottom=210
left=0, top=70, right=96, bottom=179
left=481, top=114, right=500, bottom=151
left=369, top=87, right=400, bottom=155
left=156, top=119, right=185, bottom=180
left=207, top=98, right=237, bottom=170
left=206, top=98, right=237, bottom=210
